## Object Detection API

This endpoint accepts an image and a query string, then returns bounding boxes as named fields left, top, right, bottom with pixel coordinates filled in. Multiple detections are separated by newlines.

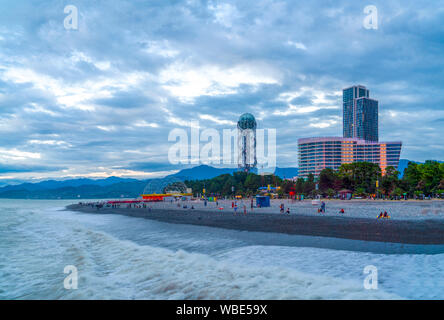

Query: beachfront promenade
left=67, top=199, right=444, bottom=245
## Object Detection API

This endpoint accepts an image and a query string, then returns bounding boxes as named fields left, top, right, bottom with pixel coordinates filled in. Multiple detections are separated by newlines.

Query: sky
left=0, top=0, right=443, bottom=183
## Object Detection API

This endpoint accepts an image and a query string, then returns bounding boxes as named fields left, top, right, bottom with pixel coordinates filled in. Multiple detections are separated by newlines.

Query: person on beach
left=377, top=212, right=383, bottom=219
left=286, top=208, right=290, bottom=215
left=280, top=203, right=284, bottom=214
left=234, top=204, right=238, bottom=214
left=339, top=208, right=345, bottom=214
left=321, top=201, right=326, bottom=213
left=243, top=205, right=247, bottom=215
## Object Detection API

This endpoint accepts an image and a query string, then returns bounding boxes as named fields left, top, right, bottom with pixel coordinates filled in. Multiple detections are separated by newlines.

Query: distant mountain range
left=0, top=161, right=440, bottom=199
left=0, top=165, right=299, bottom=199
left=169, top=165, right=237, bottom=180
left=170, top=165, right=299, bottom=180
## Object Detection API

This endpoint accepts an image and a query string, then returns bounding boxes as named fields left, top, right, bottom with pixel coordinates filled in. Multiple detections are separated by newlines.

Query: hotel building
left=298, top=137, right=402, bottom=178
left=297, top=85, right=402, bottom=178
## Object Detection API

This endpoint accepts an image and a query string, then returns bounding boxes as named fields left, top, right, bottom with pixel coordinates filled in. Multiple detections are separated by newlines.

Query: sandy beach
left=67, top=200, right=444, bottom=245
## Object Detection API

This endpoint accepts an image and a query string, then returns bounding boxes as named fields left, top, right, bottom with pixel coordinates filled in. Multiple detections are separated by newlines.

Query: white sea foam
left=0, top=201, right=400, bottom=299
left=3, top=200, right=444, bottom=299
left=216, top=246, right=444, bottom=299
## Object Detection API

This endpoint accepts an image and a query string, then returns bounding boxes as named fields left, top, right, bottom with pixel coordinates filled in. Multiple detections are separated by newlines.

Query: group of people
left=232, top=203, right=248, bottom=215
left=377, top=211, right=390, bottom=219
left=279, top=203, right=290, bottom=214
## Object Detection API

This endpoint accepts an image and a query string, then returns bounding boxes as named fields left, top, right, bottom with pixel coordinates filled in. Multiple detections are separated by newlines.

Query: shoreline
left=66, top=204, right=444, bottom=245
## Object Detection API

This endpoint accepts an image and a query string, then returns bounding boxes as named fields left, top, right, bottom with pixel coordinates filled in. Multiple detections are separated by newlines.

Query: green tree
left=303, top=173, right=315, bottom=195
left=326, top=188, right=336, bottom=198
left=402, top=162, right=421, bottom=195
left=295, top=178, right=304, bottom=194
left=319, top=168, right=337, bottom=193
left=380, top=166, right=399, bottom=196
left=339, top=162, right=381, bottom=194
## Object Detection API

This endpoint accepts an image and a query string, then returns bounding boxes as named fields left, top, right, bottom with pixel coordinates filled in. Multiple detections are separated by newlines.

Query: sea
left=0, top=199, right=443, bottom=299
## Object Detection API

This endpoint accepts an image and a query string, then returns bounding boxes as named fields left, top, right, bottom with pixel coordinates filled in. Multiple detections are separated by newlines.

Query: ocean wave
left=0, top=207, right=398, bottom=299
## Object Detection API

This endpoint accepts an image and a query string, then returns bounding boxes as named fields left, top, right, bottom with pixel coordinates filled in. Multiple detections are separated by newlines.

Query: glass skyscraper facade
left=343, top=85, right=378, bottom=142
left=298, top=85, right=402, bottom=178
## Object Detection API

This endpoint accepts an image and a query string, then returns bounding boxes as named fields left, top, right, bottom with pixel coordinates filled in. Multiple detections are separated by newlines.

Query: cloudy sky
left=0, top=0, right=443, bottom=182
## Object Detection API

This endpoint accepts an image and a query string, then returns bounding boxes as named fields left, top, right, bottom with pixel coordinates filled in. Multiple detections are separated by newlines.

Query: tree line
left=185, top=171, right=282, bottom=197
left=316, top=161, right=443, bottom=198
left=183, top=161, right=444, bottom=199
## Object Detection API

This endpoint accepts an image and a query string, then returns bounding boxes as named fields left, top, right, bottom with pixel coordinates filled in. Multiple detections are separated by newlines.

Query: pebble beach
left=67, top=199, right=444, bottom=245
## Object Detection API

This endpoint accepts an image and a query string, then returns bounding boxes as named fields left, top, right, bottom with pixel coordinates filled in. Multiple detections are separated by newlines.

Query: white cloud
left=160, top=62, right=280, bottom=102
left=208, top=3, right=241, bottom=28
left=2, top=66, right=152, bottom=111
left=24, top=103, right=59, bottom=116
left=96, top=125, right=116, bottom=132
left=28, top=140, right=71, bottom=147
left=70, top=51, right=111, bottom=71
left=286, top=40, right=307, bottom=50
left=143, top=40, right=180, bottom=58
left=0, top=148, right=41, bottom=161
left=273, top=104, right=338, bottom=116
left=134, top=121, right=159, bottom=128
left=199, top=114, right=236, bottom=125
left=309, top=119, right=338, bottom=128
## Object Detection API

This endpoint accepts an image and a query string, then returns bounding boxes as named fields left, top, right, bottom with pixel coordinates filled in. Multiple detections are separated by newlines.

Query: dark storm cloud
left=0, top=0, right=443, bottom=180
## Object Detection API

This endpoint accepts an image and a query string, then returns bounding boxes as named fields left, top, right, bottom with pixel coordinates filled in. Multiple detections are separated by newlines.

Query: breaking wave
left=0, top=202, right=398, bottom=299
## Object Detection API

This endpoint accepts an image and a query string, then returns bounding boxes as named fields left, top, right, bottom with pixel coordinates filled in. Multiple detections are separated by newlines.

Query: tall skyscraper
left=343, top=85, right=378, bottom=142
left=298, top=85, right=402, bottom=178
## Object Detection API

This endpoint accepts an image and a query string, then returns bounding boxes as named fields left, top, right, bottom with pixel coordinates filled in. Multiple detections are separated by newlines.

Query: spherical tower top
left=237, top=113, right=257, bottom=130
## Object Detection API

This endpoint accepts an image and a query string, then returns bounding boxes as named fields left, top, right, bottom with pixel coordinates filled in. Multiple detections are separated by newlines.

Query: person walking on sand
left=234, top=204, right=238, bottom=215
left=286, top=207, right=290, bottom=215
left=321, top=201, right=326, bottom=213
left=280, top=203, right=284, bottom=214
